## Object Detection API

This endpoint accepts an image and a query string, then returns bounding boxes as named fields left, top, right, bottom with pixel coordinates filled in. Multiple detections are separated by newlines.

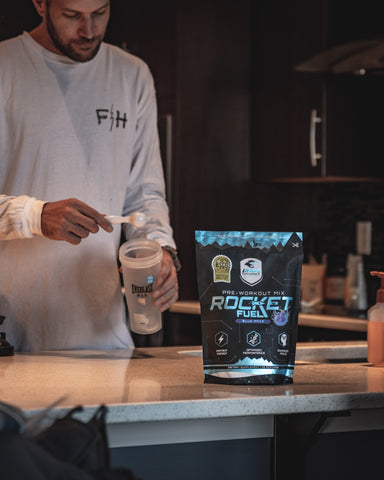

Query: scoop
left=106, top=212, right=147, bottom=228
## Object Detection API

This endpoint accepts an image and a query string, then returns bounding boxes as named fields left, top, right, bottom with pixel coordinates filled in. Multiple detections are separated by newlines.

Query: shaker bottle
left=119, top=238, right=163, bottom=334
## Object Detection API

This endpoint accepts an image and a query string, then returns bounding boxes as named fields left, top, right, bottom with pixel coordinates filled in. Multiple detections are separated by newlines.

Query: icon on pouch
left=278, top=332, right=288, bottom=347
left=215, top=331, right=228, bottom=347
left=247, top=331, right=261, bottom=347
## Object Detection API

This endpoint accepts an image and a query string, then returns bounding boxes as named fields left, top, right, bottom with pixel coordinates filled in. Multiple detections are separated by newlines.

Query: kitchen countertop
left=0, top=341, right=378, bottom=420
left=2, top=341, right=384, bottom=447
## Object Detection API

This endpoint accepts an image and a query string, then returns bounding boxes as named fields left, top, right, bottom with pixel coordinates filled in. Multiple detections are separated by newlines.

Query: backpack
left=0, top=402, right=140, bottom=480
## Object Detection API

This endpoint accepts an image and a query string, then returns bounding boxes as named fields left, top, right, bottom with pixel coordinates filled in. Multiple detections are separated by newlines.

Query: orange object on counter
left=367, top=271, right=384, bottom=366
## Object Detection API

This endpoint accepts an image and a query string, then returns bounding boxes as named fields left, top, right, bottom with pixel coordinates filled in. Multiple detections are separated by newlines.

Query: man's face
left=44, top=0, right=110, bottom=62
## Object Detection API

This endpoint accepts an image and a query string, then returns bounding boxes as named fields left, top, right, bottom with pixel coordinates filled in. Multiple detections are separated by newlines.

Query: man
left=0, top=0, right=180, bottom=351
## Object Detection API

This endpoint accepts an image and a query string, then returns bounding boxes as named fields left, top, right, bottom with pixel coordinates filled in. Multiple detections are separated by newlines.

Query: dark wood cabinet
left=252, top=0, right=384, bottom=182
left=106, top=0, right=384, bottom=298
left=251, top=1, right=325, bottom=180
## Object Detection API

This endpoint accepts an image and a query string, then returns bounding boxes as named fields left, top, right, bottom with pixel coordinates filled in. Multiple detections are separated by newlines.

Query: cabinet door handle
left=310, top=109, right=322, bottom=168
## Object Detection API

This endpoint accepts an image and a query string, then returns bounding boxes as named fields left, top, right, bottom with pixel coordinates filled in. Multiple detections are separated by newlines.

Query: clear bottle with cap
left=367, top=271, right=384, bottom=366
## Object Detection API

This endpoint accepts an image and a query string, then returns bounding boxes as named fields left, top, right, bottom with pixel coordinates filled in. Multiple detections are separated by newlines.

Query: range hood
left=295, top=39, right=384, bottom=76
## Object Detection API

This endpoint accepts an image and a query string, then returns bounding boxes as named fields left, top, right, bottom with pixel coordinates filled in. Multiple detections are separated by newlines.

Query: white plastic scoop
left=106, top=212, right=147, bottom=228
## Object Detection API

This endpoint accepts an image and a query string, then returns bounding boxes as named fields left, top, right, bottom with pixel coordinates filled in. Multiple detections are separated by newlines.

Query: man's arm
left=121, top=62, right=180, bottom=311
left=0, top=194, right=112, bottom=244
left=41, top=198, right=113, bottom=245
left=0, top=194, right=45, bottom=240
left=152, top=248, right=179, bottom=312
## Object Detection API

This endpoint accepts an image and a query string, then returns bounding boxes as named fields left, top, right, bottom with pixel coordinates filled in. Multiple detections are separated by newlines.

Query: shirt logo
left=96, top=105, right=127, bottom=131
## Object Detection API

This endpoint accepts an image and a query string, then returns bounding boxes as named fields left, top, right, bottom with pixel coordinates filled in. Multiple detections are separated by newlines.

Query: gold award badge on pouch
left=212, top=255, right=232, bottom=283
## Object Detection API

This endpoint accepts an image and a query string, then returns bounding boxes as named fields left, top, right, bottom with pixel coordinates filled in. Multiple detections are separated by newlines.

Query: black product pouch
left=195, top=231, right=303, bottom=385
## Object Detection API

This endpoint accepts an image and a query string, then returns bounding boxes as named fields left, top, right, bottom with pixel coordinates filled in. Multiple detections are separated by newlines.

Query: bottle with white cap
left=367, top=271, right=384, bottom=366
left=344, top=254, right=367, bottom=313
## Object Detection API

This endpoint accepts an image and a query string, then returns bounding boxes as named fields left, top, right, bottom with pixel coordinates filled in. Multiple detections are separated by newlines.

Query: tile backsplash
left=244, top=180, right=384, bottom=309
left=305, top=181, right=384, bottom=307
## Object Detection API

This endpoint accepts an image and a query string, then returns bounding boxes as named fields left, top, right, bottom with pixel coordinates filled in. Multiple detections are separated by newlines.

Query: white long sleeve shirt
left=0, top=32, right=175, bottom=351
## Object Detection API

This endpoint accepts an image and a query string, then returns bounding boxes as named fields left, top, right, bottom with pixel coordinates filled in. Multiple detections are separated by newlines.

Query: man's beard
left=46, top=9, right=104, bottom=62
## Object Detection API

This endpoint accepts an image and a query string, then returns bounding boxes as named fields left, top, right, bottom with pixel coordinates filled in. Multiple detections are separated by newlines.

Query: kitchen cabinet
left=107, top=0, right=384, bottom=305
left=252, top=0, right=384, bottom=182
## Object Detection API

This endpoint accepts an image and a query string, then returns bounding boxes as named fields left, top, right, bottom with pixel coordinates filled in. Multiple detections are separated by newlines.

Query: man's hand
left=41, top=198, right=113, bottom=245
left=152, top=249, right=179, bottom=312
